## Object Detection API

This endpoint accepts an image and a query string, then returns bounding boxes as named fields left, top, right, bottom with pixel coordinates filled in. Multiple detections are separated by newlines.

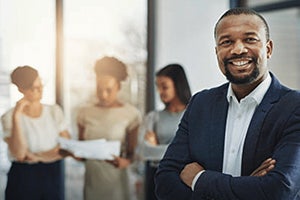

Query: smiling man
left=155, top=7, right=300, bottom=200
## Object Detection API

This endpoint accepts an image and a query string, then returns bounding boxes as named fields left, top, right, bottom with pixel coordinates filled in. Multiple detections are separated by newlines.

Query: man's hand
left=180, top=158, right=275, bottom=188
left=251, top=158, right=276, bottom=176
left=180, top=162, right=204, bottom=187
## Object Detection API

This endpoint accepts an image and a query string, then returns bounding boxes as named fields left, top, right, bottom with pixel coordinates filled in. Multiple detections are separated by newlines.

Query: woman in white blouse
left=1, top=66, right=70, bottom=200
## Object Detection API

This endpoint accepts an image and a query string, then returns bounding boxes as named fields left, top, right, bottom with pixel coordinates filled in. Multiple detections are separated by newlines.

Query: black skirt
left=5, top=160, right=65, bottom=200
left=145, top=161, right=160, bottom=200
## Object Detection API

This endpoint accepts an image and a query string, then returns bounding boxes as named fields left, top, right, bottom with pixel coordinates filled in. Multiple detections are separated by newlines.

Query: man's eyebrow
left=217, top=35, right=230, bottom=41
left=217, top=32, right=259, bottom=41
left=244, top=31, right=259, bottom=36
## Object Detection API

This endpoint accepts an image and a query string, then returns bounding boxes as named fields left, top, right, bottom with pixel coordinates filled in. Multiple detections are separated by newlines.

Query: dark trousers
left=145, top=161, right=159, bottom=200
left=5, top=160, right=65, bottom=200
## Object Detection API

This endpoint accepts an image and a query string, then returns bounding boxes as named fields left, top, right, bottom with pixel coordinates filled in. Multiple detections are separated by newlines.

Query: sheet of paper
left=58, top=137, right=121, bottom=160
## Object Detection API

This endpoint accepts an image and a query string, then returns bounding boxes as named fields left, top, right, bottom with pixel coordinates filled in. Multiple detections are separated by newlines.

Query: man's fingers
left=251, top=158, right=276, bottom=176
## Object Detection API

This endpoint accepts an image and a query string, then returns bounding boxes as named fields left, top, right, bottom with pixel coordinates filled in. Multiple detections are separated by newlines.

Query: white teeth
left=232, top=61, right=249, bottom=66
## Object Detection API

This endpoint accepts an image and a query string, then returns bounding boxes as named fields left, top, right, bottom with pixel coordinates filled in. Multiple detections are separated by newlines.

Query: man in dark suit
left=155, top=7, right=300, bottom=200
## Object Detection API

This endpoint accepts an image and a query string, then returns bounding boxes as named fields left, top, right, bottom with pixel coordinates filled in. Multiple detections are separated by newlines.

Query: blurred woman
left=77, top=56, right=141, bottom=200
left=1, top=66, right=71, bottom=200
left=137, top=64, right=191, bottom=200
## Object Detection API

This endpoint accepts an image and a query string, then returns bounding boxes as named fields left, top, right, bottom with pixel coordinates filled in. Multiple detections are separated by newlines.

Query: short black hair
left=214, top=7, right=270, bottom=41
left=156, top=64, right=192, bottom=106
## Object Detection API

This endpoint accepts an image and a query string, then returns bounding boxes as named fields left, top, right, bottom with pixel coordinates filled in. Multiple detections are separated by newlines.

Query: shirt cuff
left=191, top=170, right=205, bottom=191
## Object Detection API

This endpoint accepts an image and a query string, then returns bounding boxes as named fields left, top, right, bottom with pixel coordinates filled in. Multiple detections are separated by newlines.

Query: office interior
left=0, top=0, right=299, bottom=199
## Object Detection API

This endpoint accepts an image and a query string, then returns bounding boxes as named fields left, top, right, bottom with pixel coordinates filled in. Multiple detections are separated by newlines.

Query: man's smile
left=227, top=57, right=253, bottom=67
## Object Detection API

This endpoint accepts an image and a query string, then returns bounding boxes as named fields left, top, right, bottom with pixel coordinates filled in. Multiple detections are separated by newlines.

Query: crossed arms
left=155, top=93, right=300, bottom=200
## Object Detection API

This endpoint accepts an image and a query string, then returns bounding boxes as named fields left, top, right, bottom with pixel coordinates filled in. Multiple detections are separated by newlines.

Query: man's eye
left=246, top=38, right=258, bottom=43
left=219, top=40, right=232, bottom=46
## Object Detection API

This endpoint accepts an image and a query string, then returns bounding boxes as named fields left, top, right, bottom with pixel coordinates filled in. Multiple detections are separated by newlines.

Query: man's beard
left=223, top=56, right=259, bottom=84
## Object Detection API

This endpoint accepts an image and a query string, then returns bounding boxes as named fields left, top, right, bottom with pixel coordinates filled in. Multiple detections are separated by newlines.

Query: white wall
left=154, top=0, right=229, bottom=98
left=153, top=1, right=300, bottom=109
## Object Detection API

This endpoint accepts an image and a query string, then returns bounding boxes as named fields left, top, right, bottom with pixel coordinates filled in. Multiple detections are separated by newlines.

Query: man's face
left=215, top=14, right=273, bottom=85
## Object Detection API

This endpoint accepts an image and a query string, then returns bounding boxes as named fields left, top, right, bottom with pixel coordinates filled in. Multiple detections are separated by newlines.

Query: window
left=0, top=1, right=56, bottom=199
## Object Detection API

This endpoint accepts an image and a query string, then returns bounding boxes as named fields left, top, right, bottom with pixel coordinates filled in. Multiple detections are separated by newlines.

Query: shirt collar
left=226, top=73, right=272, bottom=104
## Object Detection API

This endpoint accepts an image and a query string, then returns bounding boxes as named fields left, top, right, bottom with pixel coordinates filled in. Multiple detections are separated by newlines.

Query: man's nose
left=230, top=41, right=248, bottom=55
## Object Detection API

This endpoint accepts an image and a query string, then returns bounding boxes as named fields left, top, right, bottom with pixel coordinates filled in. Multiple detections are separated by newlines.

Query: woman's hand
left=106, top=155, right=131, bottom=169
left=145, top=131, right=159, bottom=146
left=24, top=151, right=42, bottom=163
left=35, top=145, right=63, bottom=163
left=13, top=98, right=30, bottom=116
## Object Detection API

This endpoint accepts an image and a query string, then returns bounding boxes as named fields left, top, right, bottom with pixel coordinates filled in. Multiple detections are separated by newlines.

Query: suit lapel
left=241, top=74, right=282, bottom=175
left=209, top=85, right=229, bottom=171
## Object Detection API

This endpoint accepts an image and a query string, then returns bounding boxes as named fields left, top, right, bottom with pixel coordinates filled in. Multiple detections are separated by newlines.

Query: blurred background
left=0, top=0, right=299, bottom=199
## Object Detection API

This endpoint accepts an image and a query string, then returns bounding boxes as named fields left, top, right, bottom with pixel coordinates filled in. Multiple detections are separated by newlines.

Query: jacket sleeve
left=155, top=90, right=300, bottom=200
left=192, top=100, right=300, bottom=200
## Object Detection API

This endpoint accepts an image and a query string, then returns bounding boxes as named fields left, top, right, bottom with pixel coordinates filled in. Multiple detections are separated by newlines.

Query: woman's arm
left=67, top=123, right=86, bottom=161
left=108, top=126, right=139, bottom=169
left=6, top=99, right=30, bottom=161
left=78, top=124, right=85, bottom=141
left=28, top=145, right=61, bottom=163
left=144, top=130, right=159, bottom=145
left=25, top=130, right=71, bottom=163
left=126, top=125, right=139, bottom=161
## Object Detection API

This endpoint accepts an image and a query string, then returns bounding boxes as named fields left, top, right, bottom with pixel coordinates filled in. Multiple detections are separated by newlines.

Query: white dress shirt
left=192, top=74, right=271, bottom=190
left=1, top=104, right=68, bottom=161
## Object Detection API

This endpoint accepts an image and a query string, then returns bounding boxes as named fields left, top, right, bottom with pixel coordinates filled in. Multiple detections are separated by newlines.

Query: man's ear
left=266, top=40, right=273, bottom=59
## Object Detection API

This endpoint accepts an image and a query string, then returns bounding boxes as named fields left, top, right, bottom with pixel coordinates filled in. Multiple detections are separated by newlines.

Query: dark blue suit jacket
left=155, top=74, right=300, bottom=200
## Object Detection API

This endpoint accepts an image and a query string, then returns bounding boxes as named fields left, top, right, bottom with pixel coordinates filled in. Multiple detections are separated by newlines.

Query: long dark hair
left=156, top=64, right=191, bottom=105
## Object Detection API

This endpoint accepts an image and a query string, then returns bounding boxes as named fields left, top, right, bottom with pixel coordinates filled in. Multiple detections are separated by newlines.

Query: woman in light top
left=1, top=66, right=71, bottom=200
left=77, top=56, right=141, bottom=200
left=138, top=64, right=192, bottom=200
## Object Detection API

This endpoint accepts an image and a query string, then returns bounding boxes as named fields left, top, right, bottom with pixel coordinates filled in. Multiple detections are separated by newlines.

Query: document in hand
left=58, top=137, right=121, bottom=160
